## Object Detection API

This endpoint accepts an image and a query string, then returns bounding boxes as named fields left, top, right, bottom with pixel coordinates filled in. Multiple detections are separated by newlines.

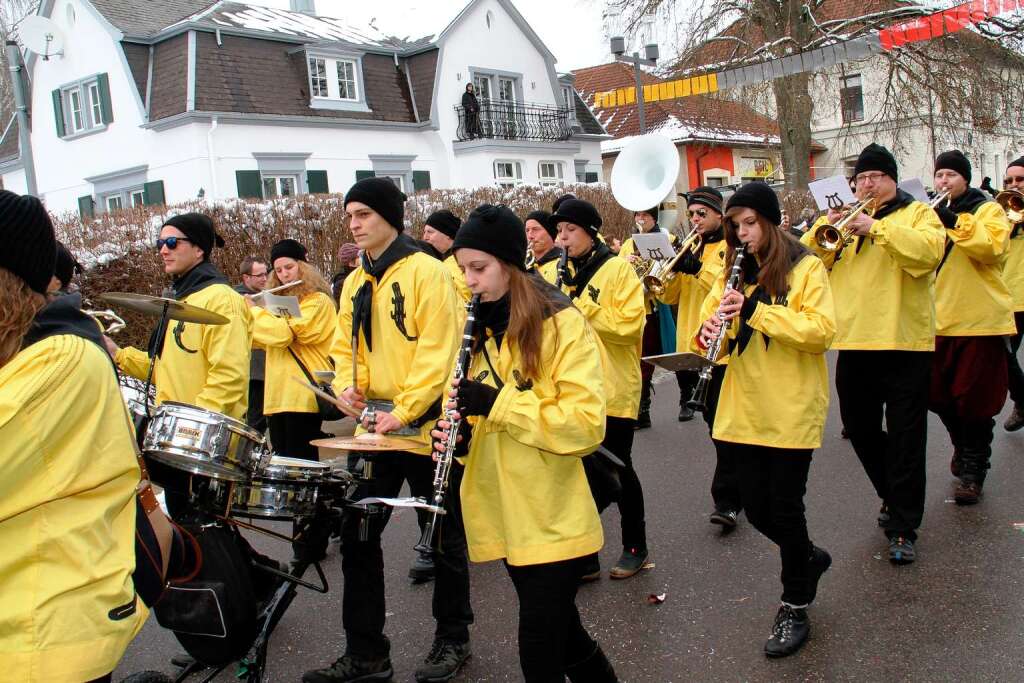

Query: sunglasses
left=688, top=208, right=708, bottom=218
left=1005, top=175, right=1024, bottom=187
left=156, top=236, right=192, bottom=250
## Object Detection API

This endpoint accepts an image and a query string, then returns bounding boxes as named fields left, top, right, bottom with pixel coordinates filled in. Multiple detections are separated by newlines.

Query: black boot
left=806, top=545, right=832, bottom=603
left=636, top=382, right=652, bottom=430
left=957, top=418, right=994, bottom=502
left=764, top=605, right=810, bottom=658
left=565, top=644, right=618, bottom=683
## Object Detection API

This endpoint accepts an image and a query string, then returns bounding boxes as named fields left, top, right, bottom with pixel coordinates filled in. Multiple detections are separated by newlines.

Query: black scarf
left=351, top=233, right=422, bottom=351
left=730, top=242, right=810, bottom=358
left=702, top=227, right=724, bottom=244
left=565, top=240, right=613, bottom=299
left=537, top=246, right=563, bottom=266
left=852, top=189, right=916, bottom=254
left=473, top=275, right=572, bottom=355
left=23, top=293, right=107, bottom=354
left=948, top=187, right=989, bottom=216
left=147, top=261, right=229, bottom=358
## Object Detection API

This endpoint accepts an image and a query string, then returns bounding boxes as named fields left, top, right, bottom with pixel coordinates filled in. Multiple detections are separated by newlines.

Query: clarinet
left=688, top=244, right=748, bottom=413
left=554, top=248, right=570, bottom=288
left=415, top=293, right=481, bottom=555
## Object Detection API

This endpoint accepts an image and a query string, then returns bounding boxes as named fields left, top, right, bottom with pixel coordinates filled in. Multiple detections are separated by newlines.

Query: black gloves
left=672, top=249, right=702, bottom=275
left=455, top=379, right=499, bottom=417
left=935, top=206, right=958, bottom=230
left=432, top=419, right=472, bottom=458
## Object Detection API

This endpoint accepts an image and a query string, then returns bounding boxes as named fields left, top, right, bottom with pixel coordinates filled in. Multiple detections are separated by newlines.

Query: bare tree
left=0, top=0, right=42, bottom=124
left=608, top=0, right=1024, bottom=192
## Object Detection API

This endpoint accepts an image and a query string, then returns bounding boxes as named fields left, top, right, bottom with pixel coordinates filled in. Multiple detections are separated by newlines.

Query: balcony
left=455, top=100, right=574, bottom=142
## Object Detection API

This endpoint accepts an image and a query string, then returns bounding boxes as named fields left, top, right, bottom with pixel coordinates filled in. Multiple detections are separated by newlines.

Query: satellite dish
left=19, top=15, right=65, bottom=61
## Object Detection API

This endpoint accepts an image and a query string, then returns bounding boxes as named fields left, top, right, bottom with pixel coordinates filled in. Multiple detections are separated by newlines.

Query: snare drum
left=143, top=402, right=266, bottom=482
left=232, top=456, right=333, bottom=520
left=119, top=376, right=155, bottom=420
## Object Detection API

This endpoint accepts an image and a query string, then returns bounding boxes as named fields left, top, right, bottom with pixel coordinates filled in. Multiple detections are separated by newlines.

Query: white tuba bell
left=610, top=134, right=681, bottom=230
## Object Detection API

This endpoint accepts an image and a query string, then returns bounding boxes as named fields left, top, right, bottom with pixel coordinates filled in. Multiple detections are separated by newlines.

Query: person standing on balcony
left=462, top=83, right=481, bottom=140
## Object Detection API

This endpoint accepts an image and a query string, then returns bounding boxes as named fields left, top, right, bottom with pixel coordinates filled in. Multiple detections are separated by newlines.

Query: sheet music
left=631, top=232, right=675, bottom=262
left=809, top=176, right=857, bottom=211
left=261, top=292, right=302, bottom=318
left=897, top=178, right=930, bottom=203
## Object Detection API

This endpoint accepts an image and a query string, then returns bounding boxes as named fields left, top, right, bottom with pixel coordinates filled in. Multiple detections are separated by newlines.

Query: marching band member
left=106, top=212, right=252, bottom=421
left=432, top=204, right=617, bottom=682
left=802, top=143, right=944, bottom=564
left=422, top=209, right=471, bottom=301
left=245, top=239, right=336, bottom=461
left=618, top=205, right=683, bottom=427
left=307, top=178, right=472, bottom=683
left=1001, top=156, right=1024, bottom=432
left=47, top=241, right=82, bottom=297
left=930, top=151, right=1016, bottom=504
left=0, top=192, right=145, bottom=682
left=236, top=255, right=268, bottom=432
left=695, top=182, right=836, bottom=658
left=553, top=198, right=651, bottom=580
left=524, top=209, right=563, bottom=283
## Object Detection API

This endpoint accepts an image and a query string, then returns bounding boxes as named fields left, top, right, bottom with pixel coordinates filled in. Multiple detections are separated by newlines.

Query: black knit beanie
left=935, top=150, right=972, bottom=184
left=1008, top=156, right=1024, bottom=171
left=852, top=143, right=899, bottom=182
left=686, top=185, right=724, bottom=215
left=525, top=209, right=556, bottom=239
left=345, top=177, right=407, bottom=232
left=551, top=199, right=603, bottom=237
left=163, top=213, right=224, bottom=260
left=552, top=193, right=576, bottom=213
left=54, top=242, right=82, bottom=289
left=0, top=190, right=56, bottom=294
left=635, top=206, right=659, bottom=222
left=270, top=238, right=307, bottom=264
left=725, top=182, right=782, bottom=226
left=425, top=210, right=461, bottom=240
left=452, top=204, right=527, bottom=271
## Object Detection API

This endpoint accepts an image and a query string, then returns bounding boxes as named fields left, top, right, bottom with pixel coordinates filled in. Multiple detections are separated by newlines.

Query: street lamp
left=611, top=35, right=658, bottom=135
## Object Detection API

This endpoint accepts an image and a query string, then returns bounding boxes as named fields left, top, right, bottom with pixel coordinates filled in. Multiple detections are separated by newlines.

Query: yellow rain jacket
left=331, top=247, right=460, bottom=452
left=534, top=248, right=563, bottom=285
left=1004, top=227, right=1024, bottom=312
left=251, top=290, right=337, bottom=414
left=1, top=334, right=145, bottom=682
left=936, top=200, right=1016, bottom=336
left=802, top=199, right=944, bottom=351
left=444, top=253, right=472, bottom=302
left=693, top=253, right=836, bottom=449
left=564, top=250, right=645, bottom=419
left=116, top=282, right=252, bottom=420
left=461, top=302, right=606, bottom=565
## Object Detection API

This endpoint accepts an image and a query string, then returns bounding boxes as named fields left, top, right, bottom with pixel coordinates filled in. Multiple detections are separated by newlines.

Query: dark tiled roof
left=90, top=0, right=214, bottom=38
left=573, top=91, right=605, bottom=135
left=407, top=49, right=439, bottom=119
left=0, top=117, right=19, bottom=162
left=149, top=32, right=189, bottom=121
left=121, top=42, right=149, bottom=102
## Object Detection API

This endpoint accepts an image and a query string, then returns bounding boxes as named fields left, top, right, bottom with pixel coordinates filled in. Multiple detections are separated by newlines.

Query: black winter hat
left=635, top=206, right=659, bottom=222
left=0, top=190, right=56, bottom=294
left=163, top=212, right=224, bottom=260
left=725, top=181, right=782, bottom=226
left=852, top=143, right=899, bottom=182
left=551, top=198, right=603, bottom=237
left=453, top=204, right=527, bottom=271
left=270, top=238, right=308, bottom=264
left=685, top=186, right=724, bottom=215
left=552, top=193, right=576, bottom=213
left=1008, top=156, right=1024, bottom=171
left=345, top=177, right=407, bottom=232
left=525, top=209, right=556, bottom=239
left=935, top=149, right=972, bottom=184
left=54, top=242, right=82, bottom=289
left=425, top=210, right=461, bottom=240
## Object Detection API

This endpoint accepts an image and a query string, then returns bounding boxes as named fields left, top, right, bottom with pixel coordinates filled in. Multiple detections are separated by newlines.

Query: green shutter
left=355, top=170, right=375, bottom=181
left=143, top=180, right=166, bottom=206
left=236, top=170, right=264, bottom=199
left=412, top=170, right=431, bottom=192
left=52, top=89, right=66, bottom=137
left=96, top=73, right=114, bottom=124
left=78, top=195, right=95, bottom=219
left=306, top=170, right=329, bottom=194
left=585, top=172, right=599, bottom=183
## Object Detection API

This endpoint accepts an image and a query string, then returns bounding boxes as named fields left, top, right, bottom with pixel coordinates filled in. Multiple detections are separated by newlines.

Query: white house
left=0, top=0, right=609, bottom=217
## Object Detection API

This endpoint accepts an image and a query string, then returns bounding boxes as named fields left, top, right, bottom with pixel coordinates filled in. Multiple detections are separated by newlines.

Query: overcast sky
left=249, top=0, right=613, bottom=72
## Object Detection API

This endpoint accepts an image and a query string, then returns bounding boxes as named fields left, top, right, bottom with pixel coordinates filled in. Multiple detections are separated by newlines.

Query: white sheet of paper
left=631, top=232, right=675, bottom=262
left=898, top=178, right=929, bottom=203
left=354, top=496, right=445, bottom=514
left=809, top=176, right=856, bottom=211
left=262, top=292, right=302, bottom=318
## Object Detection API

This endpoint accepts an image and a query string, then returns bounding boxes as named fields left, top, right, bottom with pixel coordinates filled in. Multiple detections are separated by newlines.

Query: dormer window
left=304, top=50, right=369, bottom=111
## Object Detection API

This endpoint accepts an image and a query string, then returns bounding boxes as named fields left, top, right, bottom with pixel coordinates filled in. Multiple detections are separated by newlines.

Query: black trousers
left=246, top=379, right=267, bottom=433
left=602, top=416, right=646, bottom=550
left=505, top=556, right=597, bottom=683
left=1007, top=311, right=1024, bottom=405
left=340, top=455, right=472, bottom=658
left=700, top=365, right=741, bottom=513
left=268, top=411, right=324, bottom=461
left=726, top=442, right=814, bottom=606
left=836, top=350, right=931, bottom=541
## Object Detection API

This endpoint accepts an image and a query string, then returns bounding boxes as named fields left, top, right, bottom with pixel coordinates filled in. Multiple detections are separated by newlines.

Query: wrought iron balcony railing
left=455, top=100, right=575, bottom=142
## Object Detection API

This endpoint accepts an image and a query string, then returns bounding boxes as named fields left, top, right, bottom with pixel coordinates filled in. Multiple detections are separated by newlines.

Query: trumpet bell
left=997, top=189, right=1024, bottom=225
left=813, top=225, right=845, bottom=252
left=610, top=135, right=681, bottom=213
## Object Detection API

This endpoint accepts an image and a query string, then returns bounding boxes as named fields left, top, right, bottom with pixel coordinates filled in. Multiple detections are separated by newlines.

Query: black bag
left=288, top=348, right=343, bottom=422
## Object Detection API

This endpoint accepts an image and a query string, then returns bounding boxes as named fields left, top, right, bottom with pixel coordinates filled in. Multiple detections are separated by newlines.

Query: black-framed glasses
left=156, top=236, right=192, bottom=250
left=688, top=208, right=708, bottom=218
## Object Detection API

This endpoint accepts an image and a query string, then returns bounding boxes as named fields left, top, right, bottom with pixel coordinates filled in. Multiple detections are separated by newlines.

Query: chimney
left=289, top=0, right=316, bottom=15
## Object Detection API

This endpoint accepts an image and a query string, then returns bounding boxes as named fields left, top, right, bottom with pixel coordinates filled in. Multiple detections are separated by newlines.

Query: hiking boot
left=877, top=503, right=890, bottom=527
left=414, top=640, right=471, bottom=683
left=302, top=654, right=393, bottom=683
left=678, top=405, right=695, bottom=422
left=609, top=546, right=649, bottom=580
left=764, top=605, right=809, bottom=658
left=709, top=509, right=739, bottom=529
left=1004, top=404, right=1024, bottom=432
left=807, top=546, right=832, bottom=603
left=409, top=551, right=435, bottom=584
left=887, top=536, right=915, bottom=565
left=954, top=480, right=982, bottom=506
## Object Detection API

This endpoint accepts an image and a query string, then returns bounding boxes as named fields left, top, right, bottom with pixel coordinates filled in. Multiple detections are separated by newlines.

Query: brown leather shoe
left=954, top=480, right=982, bottom=505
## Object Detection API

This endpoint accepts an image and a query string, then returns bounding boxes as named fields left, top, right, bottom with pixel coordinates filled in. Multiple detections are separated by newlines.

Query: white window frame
left=303, top=49, right=369, bottom=111
left=494, top=160, right=523, bottom=188
left=308, top=56, right=329, bottom=98
left=704, top=176, right=727, bottom=188
left=101, top=184, right=146, bottom=213
left=840, top=73, right=865, bottom=124
left=335, top=59, right=358, bottom=101
left=87, top=82, right=102, bottom=128
left=538, top=161, right=564, bottom=187
left=61, top=75, right=105, bottom=137
left=130, top=189, right=146, bottom=207
left=104, top=193, right=123, bottom=212
left=379, top=175, right=405, bottom=191
left=261, top=173, right=301, bottom=199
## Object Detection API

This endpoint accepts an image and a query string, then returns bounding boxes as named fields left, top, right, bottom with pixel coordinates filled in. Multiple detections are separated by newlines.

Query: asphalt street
left=116, top=357, right=1024, bottom=682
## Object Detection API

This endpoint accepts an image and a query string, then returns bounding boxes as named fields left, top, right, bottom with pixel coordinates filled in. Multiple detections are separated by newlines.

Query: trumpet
left=640, top=230, right=703, bottom=296
left=812, top=196, right=878, bottom=252
left=996, top=188, right=1024, bottom=226
left=928, top=190, right=951, bottom=208
left=84, top=308, right=126, bottom=335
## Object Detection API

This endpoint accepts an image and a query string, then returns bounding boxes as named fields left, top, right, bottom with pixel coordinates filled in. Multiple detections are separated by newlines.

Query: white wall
left=2, top=168, right=28, bottom=194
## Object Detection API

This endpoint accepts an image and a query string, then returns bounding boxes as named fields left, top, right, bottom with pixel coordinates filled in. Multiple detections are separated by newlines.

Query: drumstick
left=250, top=280, right=304, bottom=299
left=291, top=376, right=346, bottom=408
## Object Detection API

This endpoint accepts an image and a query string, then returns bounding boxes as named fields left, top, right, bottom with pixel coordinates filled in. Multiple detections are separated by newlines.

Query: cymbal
left=99, top=292, right=229, bottom=325
left=311, top=433, right=425, bottom=452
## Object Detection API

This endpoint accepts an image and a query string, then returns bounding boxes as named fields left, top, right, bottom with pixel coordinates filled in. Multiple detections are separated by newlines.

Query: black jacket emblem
left=512, top=369, right=533, bottom=391
left=172, top=321, right=197, bottom=354
left=390, top=283, right=417, bottom=341
left=586, top=285, right=600, bottom=303
left=474, top=370, right=490, bottom=382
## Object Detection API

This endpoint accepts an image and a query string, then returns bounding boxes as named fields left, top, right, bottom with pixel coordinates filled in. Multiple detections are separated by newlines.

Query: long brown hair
left=723, top=207, right=805, bottom=299
left=0, top=268, right=46, bottom=370
left=504, top=265, right=560, bottom=380
left=267, top=260, right=335, bottom=306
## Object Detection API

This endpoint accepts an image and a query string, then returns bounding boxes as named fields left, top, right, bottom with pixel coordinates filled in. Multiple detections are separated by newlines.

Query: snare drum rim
left=157, top=401, right=266, bottom=444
